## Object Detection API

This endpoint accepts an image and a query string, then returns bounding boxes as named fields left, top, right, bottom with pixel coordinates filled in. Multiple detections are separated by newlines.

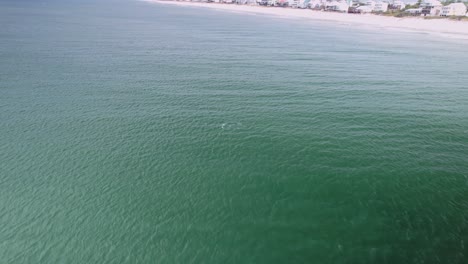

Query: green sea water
left=1, top=0, right=468, bottom=263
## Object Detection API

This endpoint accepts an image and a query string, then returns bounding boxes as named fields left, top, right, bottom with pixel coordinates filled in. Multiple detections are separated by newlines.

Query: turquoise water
left=1, top=0, right=468, bottom=263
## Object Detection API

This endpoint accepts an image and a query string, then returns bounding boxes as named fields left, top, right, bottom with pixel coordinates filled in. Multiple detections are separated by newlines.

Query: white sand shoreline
left=144, top=0, right=468, bottom=39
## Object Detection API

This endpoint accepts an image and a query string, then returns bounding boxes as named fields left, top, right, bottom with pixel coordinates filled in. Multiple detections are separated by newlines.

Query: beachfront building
left=289, top=0, right=310, bottom=8
left=261, top=0, right=278, bottom=5
left=421, top=0, right=442, bottom=16
left=235, top=0, right=257, bottom=4
left=440, top=3, right=467, bottom=16
left=325, top=0, right=350, bottom=12
left=357, top=5, right=373, bottom=12
left=373, top=2, right=388, bottom=12
left=364, top=0, right=376, bottom=9
left=288, top=0, right=310, bottom=8
left=355, top=0, right=376, bottom=11
left=298, top=0, right=312, bottom=8
left=309, top=0, right=324, bottom=9
left=389, top=0, right=406, bottom=10
left=405, top=7, right=423, bottom=15
left=276, top=0, right=290, bottom=6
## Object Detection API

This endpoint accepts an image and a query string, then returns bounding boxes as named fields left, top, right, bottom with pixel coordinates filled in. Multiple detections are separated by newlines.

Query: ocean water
left=1, top=0, right=468, bottom=263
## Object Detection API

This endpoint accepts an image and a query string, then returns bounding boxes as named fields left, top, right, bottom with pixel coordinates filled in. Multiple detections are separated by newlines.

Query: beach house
left=389, top=0, right=406, bottom=10
left=364, top=0, right=376, bottom=9
left=235, top=0, right=258, bottom=4
left=276, top=0, right=289, bottom=6
left=440, top=3, right=467, bottom=16
left=405, top=7, right=423, bottom=15
left=357, top=5, right=373, bottom=12
left=420, top=0, right=442, bottom=16
left=266, top=0, right=278, bottom=6
left=373, top=2, right=388, bottom=12
left=325, top=0, right=350, bottom=12
left=309, top=0, right=324, bottom=9
left=289, top=0, right=309, bottom=8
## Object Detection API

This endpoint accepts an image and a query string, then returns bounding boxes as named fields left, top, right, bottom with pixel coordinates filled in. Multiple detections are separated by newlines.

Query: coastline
left=144, top=0, right=468, bottom=39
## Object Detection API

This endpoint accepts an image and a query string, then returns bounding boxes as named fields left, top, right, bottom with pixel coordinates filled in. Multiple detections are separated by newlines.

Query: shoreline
left=144, top=0, right=468, bottom=39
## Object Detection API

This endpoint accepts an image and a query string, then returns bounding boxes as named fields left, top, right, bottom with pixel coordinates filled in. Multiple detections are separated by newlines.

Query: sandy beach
left=145, top=0, right=468, bottom=39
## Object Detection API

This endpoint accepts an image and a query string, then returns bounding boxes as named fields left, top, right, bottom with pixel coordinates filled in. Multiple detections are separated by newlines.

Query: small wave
left=221, top=122, right=242, bottom=130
